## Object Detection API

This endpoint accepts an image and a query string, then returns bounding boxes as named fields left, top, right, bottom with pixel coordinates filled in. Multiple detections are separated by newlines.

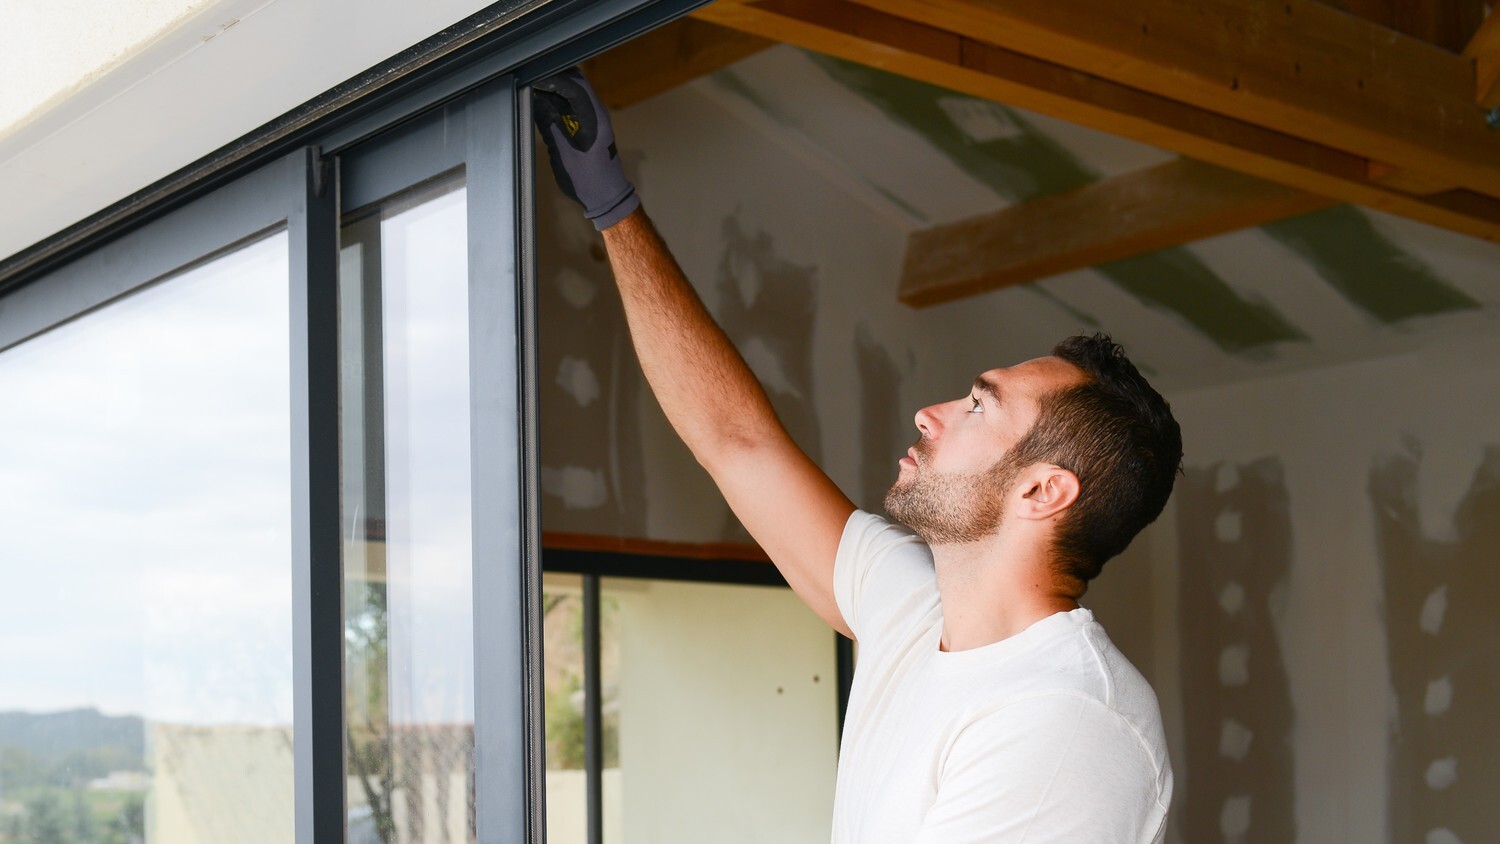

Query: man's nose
left=915, top=403, right=941, bottom=437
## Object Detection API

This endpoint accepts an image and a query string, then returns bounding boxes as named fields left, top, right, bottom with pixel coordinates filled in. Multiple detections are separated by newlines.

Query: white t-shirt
left=831, top=510, right=1172, bottom=843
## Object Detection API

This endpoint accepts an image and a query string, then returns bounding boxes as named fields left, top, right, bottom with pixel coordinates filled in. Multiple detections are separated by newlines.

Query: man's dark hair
left=1002, top=333, right=1182, bottom=591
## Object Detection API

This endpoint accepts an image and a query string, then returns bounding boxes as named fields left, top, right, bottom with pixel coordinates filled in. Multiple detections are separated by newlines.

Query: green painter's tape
left=813, top=55, right=1091, bottom=200
left=812, top=54, right=1304, bottom=354
left=1100, top=250, right=1306, bottom=355
left=1262, top=206, right=1478, bottom=324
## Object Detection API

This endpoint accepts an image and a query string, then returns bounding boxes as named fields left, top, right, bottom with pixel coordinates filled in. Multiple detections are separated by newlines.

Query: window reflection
left=0, top=232, right=294, bottom=842
left=341, top=176, right=475, bottom=844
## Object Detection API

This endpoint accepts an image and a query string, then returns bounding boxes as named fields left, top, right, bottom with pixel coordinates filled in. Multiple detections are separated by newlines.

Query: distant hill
left=0, top=708, right=144, bottom=759
left=0, top=708, right=146, bottom=788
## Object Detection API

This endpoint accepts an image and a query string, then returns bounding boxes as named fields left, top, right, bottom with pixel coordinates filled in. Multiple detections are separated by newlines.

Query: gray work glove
left=532, top=68, right=640, bottom=230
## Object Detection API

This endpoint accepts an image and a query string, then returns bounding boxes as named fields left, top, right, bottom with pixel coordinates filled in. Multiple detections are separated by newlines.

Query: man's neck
left=929, top=536, right=1080, bottom=652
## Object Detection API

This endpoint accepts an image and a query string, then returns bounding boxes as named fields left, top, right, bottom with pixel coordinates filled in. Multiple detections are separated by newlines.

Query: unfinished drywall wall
left=1167, top=334, right=1500, bottom=843
left=1175, top=458, right=1296, bottom=843
left=1371, top=446, right=1500, bottom=844
left=535, top=161, right=651, bottom=538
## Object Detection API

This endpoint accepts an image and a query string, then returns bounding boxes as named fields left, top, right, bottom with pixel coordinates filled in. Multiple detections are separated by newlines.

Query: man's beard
left=884, top=443, right=1022, bottom=545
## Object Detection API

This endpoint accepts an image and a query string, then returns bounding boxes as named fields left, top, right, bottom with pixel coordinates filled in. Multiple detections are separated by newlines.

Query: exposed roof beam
left=1465, top=8, right=1500, bottom=109
left=1366, top=160, right=1454, bottom=195
left=1299, top=1, right=1494, bottom=196
left=582, top=18, right=773, bottom=110
left=899, top=158, right=1333, bottom=307
left=850, top=0, right=1500, bottom=199
left=1333, top=0, right=1487, bottom=54
left=692, top=0, right=1500, bottom=244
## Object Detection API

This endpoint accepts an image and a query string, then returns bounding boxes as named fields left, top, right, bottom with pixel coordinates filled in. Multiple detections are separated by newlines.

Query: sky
left=0, top=183, right=478, bottom=728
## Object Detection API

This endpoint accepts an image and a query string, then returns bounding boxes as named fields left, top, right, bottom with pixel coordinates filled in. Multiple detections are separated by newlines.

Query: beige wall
left=148, top=724, right=293, bottom=843
left=609, top=578, right=839, bottom=843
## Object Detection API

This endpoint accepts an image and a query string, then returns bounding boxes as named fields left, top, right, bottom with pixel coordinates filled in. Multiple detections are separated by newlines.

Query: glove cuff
left=588, top=187, right=641, bottom=231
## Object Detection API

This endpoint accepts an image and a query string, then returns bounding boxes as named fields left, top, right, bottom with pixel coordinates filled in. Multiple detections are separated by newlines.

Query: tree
left=21, top=792, right=68, bottom=844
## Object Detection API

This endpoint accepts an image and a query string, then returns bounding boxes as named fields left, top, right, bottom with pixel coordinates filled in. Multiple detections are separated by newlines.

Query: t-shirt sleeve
left=913, top=694, right=1170, bottom=844
left=833, top=509, right=937, bottom=644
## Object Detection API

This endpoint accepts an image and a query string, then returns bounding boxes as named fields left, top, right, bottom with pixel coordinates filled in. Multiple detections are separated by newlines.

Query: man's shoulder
left=1010, top=610, right=1159, bottom=708
left=840, top=509, right=924, bottom=555
left=834, top=510, right=938, bottom=642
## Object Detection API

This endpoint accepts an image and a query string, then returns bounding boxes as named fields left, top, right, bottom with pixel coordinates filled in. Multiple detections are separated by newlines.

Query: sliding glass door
left=0, top=1, right=706, bottom=840
left=336, top=80, right=539, bottom=843
left=0, top=152, right=327, bottom=844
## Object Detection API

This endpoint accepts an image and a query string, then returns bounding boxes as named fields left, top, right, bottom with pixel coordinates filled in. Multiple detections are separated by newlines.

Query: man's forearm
left=600, top=208, right=785, bottom=466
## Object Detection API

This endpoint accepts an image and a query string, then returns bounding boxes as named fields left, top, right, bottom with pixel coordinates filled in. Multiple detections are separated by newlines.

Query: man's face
left=884, top=356, right=1084, bottom=545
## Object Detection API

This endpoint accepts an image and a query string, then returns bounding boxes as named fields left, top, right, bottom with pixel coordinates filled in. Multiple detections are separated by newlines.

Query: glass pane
left=540, top=574, right=622, bottom=843
left=0, top=232, right=294, bottom=843
left=541, top=574, right=585, bottom=841
left=341, top=175, right=475, bottom=844
left=602, top=578, right=837, bottom=843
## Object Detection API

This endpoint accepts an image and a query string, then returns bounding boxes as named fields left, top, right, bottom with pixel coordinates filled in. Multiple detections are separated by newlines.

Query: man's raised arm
left=533, top=70, right=857, bottom=638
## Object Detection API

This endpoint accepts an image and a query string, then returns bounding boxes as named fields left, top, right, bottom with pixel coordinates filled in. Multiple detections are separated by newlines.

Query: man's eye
left=969, top=397, right=983, bottom=413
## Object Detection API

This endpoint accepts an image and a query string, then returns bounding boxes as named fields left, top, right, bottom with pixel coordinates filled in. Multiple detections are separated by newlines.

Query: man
left=534, top=68, right=1181, bottom=843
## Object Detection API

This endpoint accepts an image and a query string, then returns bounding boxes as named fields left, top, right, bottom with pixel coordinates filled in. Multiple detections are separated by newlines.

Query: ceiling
left=582, top=5, right=1500, bottom=391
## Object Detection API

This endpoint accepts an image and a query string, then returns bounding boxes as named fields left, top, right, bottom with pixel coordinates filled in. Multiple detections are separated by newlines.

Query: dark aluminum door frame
left=2, top=1, right=723, bottom=840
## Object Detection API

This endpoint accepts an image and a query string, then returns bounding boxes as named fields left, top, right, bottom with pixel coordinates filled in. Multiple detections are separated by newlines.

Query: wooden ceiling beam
left=582, top=18, right=773, bottom=111
left=1332, top=0, right=1487, bottom=54
left=1465, top=8, right=1500, bottom=109
left=850, top=0, right=1500, bottom=200
left=692, top=0, right=1500, bottom=244
left=899, top=158, right=1333, bottom=307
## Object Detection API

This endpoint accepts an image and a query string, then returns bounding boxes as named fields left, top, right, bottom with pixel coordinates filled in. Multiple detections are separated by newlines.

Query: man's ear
left=1013, top=464, right=1080, bottom=521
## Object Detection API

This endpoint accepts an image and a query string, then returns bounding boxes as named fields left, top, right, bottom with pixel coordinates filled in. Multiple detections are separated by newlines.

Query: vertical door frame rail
left=290, top=146, right=347, bottom=844
left=0, top=0, right=719, bottom=841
